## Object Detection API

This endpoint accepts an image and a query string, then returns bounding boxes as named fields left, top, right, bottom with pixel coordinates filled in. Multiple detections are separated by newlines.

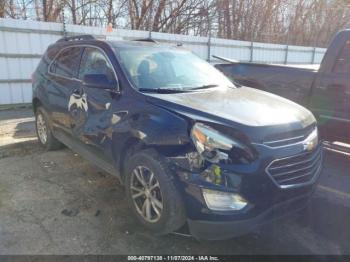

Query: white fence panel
left=0, top=84, right=11, bottom=104
left=0, top=18, right=328, bottom=105
left=314, top=48, right=326, bottom=64
left=287, top=46, right=313, bottom=64
left=253, top=42, right=286, bottom=63
left=211, top=38, right=251, bottom=61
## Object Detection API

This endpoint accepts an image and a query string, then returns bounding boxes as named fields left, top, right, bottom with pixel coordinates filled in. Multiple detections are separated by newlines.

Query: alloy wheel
left=130, top=166, right=163, bottom=223
left=36, top=113, right=48, bottom=144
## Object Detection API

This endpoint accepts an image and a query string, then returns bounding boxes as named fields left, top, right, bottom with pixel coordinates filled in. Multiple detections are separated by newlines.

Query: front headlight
left=190, top=123, right=247, bottom=163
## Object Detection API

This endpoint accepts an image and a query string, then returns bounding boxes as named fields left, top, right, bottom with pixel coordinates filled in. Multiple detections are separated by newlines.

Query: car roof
left=107, top=40, right=163, bottom=48
left=53, top=35, right=182, bottom=50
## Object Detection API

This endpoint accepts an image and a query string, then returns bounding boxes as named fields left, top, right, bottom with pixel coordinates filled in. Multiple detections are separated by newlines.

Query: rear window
left=49, top=47, right=82, bottom=78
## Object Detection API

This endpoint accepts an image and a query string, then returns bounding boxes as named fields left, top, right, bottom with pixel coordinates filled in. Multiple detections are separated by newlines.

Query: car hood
left=145, top=86, right=315, bottom=128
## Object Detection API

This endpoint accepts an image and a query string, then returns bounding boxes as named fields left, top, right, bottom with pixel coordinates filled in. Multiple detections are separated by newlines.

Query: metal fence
left=0, top=18, right=327, bottom=105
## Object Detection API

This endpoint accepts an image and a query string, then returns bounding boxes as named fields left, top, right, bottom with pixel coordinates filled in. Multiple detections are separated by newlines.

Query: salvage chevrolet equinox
left=32, top=35, right=323, bottom=240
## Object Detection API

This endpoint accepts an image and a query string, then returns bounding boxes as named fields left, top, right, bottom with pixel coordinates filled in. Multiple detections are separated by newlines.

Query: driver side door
left=72, top=46, right=120, bottom=163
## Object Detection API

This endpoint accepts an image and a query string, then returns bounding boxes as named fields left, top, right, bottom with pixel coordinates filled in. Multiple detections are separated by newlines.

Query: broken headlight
left=191, top=123, right=249, bottom=163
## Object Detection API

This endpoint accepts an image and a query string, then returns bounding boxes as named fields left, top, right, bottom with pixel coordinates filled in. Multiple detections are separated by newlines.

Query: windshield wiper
left=186, top=84, right=219, bottom=90
left=138, top=88, right=190, bottom=94
left=139, top=84, right=220, bottom=93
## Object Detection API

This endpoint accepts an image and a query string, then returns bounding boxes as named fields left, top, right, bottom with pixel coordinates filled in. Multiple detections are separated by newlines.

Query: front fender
left=129, top=108, right=190, bottom=146
left=110, top=103, right=192, bottom=173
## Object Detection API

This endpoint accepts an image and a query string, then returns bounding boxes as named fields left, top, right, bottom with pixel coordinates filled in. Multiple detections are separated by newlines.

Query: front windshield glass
left=115, top=47, right=234, bottom=91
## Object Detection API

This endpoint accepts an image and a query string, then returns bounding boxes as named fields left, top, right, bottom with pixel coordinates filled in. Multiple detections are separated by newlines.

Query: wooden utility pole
left=0, top=0, right=5, bottom=17
left=43, top=0, right=48, bottom=21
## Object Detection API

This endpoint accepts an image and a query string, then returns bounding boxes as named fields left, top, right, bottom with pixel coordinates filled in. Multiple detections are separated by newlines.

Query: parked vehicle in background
left=215, top=29, right=350, bottom=144
left=32, top=35, right=322, bottom=240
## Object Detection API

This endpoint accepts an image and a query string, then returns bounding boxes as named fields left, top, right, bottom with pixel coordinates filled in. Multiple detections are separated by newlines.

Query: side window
left=333, top=40, right=350, bottom=74
left=50, top=47, right=82, bottom=78
left=78, top=47, right=116, bottom=84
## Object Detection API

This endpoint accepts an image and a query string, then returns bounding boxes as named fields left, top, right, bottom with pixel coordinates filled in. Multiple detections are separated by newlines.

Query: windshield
left=115, top=47, right=234, bottom=91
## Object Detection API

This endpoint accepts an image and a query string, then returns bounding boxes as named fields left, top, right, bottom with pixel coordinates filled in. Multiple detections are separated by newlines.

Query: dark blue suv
left=32, top=35, right=323, bottom=240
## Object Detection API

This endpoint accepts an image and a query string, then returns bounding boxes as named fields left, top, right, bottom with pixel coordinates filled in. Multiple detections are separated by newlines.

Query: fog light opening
left=202, top=189, right=248, bottom=211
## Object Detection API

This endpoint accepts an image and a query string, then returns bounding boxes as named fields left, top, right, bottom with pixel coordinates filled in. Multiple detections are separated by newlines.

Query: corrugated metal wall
left=0, top=18, right=327, bottom=105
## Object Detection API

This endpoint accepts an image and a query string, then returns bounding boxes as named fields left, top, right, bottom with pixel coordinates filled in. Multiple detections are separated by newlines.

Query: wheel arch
left=112, top=133, right=191, bottom=182
left=111, top=107, right=192, bottom=180
left=113, top=135, right=145, bottom=181
left=32, top=97, right=42, bottom=113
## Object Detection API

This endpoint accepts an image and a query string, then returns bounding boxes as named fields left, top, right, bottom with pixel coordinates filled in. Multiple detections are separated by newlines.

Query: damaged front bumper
left=167, top=144, right=322, bottom=240
left=187, top=191, right=313, bottom=240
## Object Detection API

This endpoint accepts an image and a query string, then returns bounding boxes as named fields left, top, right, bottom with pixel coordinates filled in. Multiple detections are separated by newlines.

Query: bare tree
left=2, top=0, right=350, bottom=47
left=0, top=0, right=5, bottom=17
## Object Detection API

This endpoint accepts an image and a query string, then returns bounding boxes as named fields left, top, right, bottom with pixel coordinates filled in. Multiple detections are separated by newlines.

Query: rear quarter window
left=36, top=47, right=57, bottom=74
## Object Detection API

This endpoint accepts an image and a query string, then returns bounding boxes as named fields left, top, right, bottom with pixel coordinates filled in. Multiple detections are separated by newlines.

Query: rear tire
left=124, top=149, right=186, bottom=235
left=35, top=107, right=63, bottom=151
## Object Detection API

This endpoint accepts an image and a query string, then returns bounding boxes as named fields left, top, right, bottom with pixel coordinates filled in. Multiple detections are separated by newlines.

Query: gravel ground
left=1, top=108, right=350, bottom=255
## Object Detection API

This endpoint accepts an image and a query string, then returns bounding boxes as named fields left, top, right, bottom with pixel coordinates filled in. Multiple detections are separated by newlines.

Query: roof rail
left=56, top=35, right=96, bottom=43
left=132, top=38, right=158, bottom=44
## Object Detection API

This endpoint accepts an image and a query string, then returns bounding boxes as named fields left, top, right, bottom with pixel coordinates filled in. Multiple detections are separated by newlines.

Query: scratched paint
left=68, top=93, right=88, bottom=112
left=111, top=114, right=120, bottom=124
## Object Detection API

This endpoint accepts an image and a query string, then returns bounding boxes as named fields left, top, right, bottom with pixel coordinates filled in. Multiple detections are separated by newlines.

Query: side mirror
left=83, top=74, right=118, bottom=91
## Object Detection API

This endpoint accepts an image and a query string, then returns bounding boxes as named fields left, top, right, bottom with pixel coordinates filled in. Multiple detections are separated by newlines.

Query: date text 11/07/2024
left=127, top=255, right=220, bottom=261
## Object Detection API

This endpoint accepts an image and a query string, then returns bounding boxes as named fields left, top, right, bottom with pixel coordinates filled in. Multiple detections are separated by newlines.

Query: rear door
left=47, top=46, right=83, bottom=133
left=309, top=39, right=350, bottom=141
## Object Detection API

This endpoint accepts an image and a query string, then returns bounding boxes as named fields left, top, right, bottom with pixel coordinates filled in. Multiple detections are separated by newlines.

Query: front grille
left=266, top=146, right=322, bottom=189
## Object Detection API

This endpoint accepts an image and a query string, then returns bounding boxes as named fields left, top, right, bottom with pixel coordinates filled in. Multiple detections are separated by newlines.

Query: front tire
left=125, top=149, right=186, bottom=235
left=35, top=107, right=62, bottom=151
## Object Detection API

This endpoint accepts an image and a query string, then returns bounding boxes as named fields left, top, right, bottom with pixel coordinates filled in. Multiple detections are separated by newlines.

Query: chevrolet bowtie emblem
left=304, top=141, right=315, bottom=151
left=303, top=136, right=317, bottom=152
